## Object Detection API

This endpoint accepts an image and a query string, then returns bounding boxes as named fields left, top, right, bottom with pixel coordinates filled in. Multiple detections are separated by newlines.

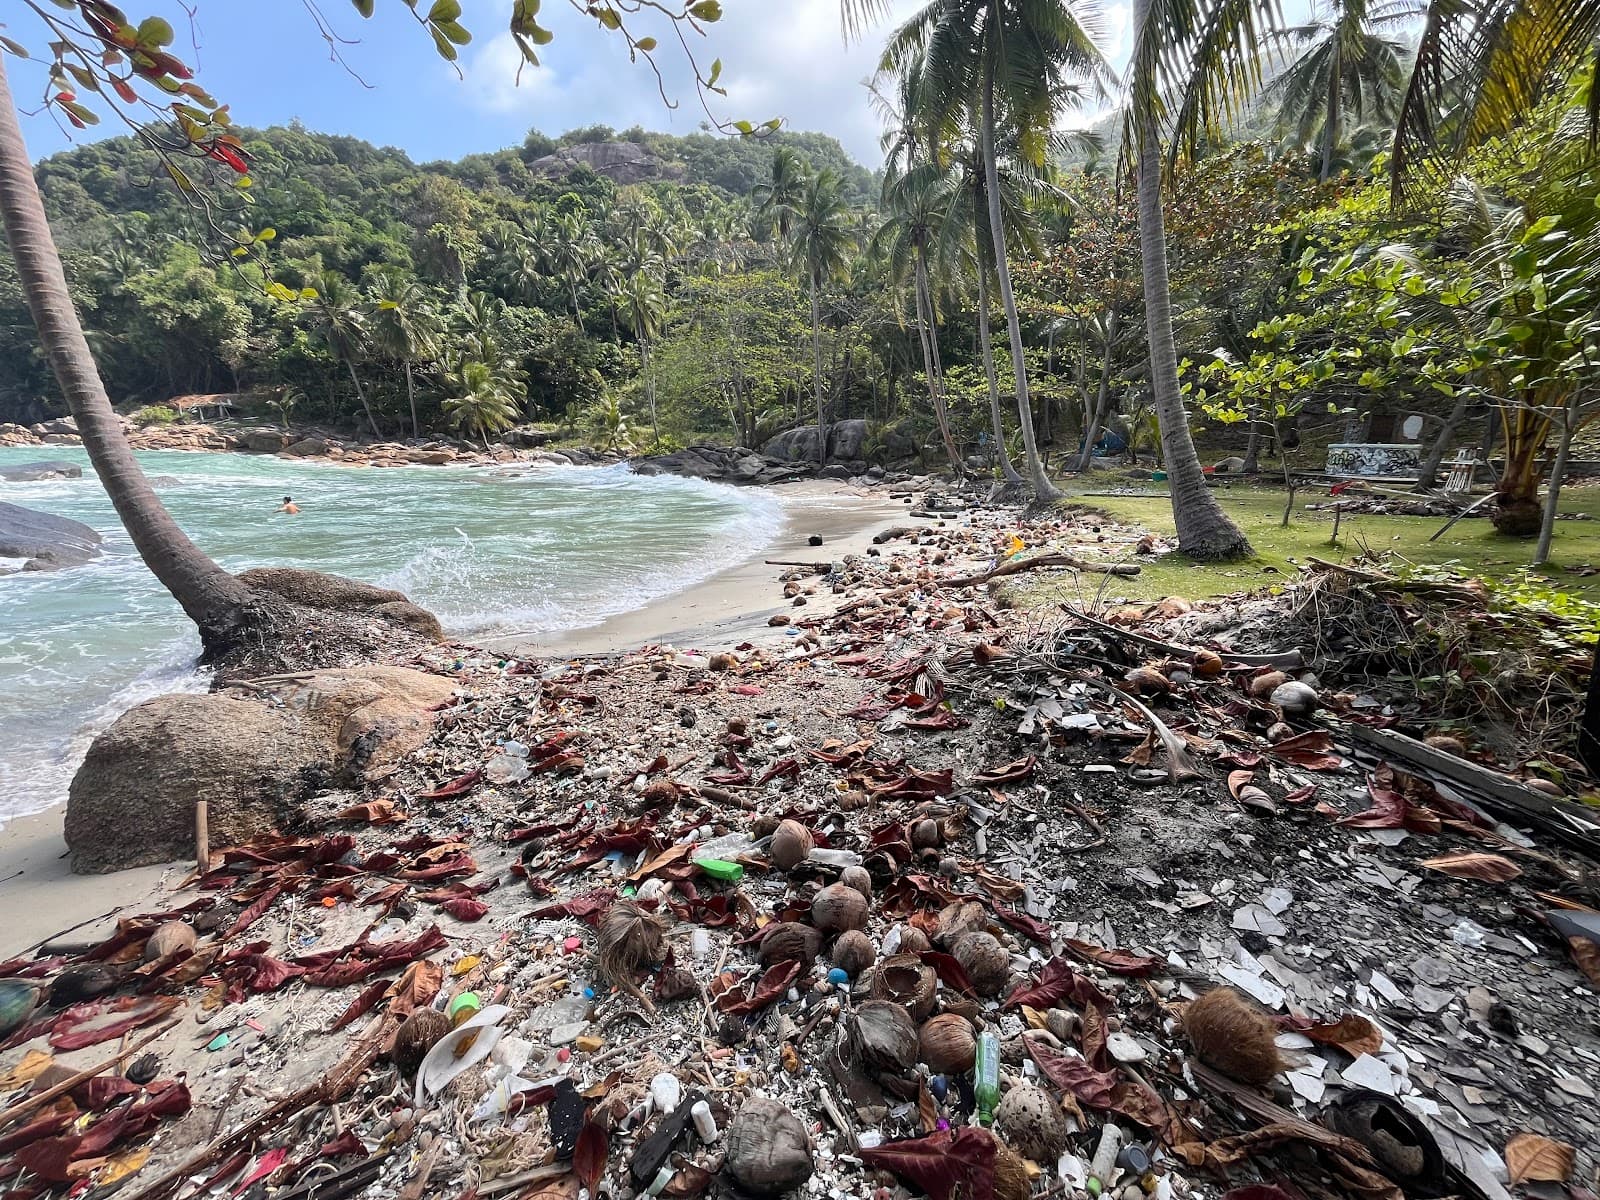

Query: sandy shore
left=0, top=478, right=917, bottom=957
left=485, top=479, right=914, bottom=658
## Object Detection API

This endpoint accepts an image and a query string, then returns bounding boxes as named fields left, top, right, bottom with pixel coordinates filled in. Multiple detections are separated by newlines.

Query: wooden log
left=0, top=1016, right=182, bottom=1131
left=942, top=552, right=1141, bottom=588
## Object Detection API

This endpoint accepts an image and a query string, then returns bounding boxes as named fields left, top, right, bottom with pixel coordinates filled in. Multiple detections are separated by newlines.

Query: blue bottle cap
left=827, top=967, right=850, bottom=985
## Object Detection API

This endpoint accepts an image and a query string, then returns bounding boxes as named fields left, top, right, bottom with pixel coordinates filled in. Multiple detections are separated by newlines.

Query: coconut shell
left=910, top=818, right=941, bottom=849
left=831, top=930, right=876, bottom=977
left=994, top=1138, right=1032, bottom=1200
left=391, top=1008, right=451, bottom=1076
left=726, top=1096, right=814, bottom=1196
left=895, top=926, right=933, bottom=955
left=1270, top=680, right=1320, bottom=716
left=1191, top=649, right=1225, bottom=678
left=143, top=921, right=196, bottom=962
left=769, top=820, right=815, bottom=871
left=597, top=901, right=666, bottom=985
left=811, top=882, right=868, bottom=933
left=919, top=1013, right=977, bottom=1073
left=951, top=930, right=1010, bottom=997
left=996, top=1081, right=1068, bottom=1163
left=853, top=1000, right=919, bottom=1073
left=1248, top=670, right=1291, bottom=698
left=871, top=954, right=937, bottom=1021
left=934, top=900, right=987, bottom=948
left=1183, top=987, right=1285, bottom=1085
left=839, top=864, right=873, bottom=899
left=1124, top=666, right=1174, bottom=695
left=758, top=922, right=823, bottom=966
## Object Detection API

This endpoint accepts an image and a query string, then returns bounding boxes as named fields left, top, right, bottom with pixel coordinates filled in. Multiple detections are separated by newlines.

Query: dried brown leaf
left=1419, top=852, right=1522, bottom=882
left=1505, top=1133, right=1574, bottom=1184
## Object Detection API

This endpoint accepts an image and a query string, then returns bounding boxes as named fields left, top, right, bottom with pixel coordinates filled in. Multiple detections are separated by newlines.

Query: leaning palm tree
left=368, top=269, right=442, bottom=439
left=873, top=162, right=966, bottom=472
left=622, top=269, right=670, bottom=446
left=549, top=211, right=595, bottom=332
left=791, top=169, right=857, bottom=465
left=1118, top=0, right=1269, bottom=557
left=1266, top=0, right=1416, bottom=180
left=310, top=271, right=382, bottom=439
left=859, top=0, right=1107, bottom=502
left=0, top=53, right=254, bottom=645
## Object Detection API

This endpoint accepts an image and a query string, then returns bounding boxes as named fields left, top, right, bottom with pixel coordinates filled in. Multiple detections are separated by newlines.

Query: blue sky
left=12, top=0, right=1133, bottom=167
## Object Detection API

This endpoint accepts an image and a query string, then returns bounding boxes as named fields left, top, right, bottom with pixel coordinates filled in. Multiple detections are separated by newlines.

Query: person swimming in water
left=277, top=495, right=300, bottom=514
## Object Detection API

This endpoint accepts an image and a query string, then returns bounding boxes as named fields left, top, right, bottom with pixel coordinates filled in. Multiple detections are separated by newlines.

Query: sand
left=0, top=477, right=918, bottom=958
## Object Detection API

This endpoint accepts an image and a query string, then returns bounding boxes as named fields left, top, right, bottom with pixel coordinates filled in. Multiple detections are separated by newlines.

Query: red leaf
left=711, top=960, right=800, bottom=1016
left=233, top=1147, right=290, bottom=1195
left=573, top=1119, right=607, bottom=1192
left=317, top=1130, right=369, bottom=1160
left=1339, top=771, right=1441, bottom=833
left=418, top=769, right=482, bottom=800
left=1064, top=939, right=1163, bottom=977
left=529, top=889, right=617, bottom=925
left=440, top=898, right=490, bottom=922
left=990, top=905, right=1053, bottom=945
left=48, top=996, right=182, bottom=1051
left=225, top=882, right=285, bottom=940
left=1294, top=1013, right=1384, bottom=1058
left=1003, top=958, right=1113, bottom=1012
left=1268, top=731, right=1344, bottom=770
left=858, top=1126, right=997, bottom=1200
left=1223, top=1186, right=1302, bottom=1200
left=328, top=978, right=389, bottom=1032
left=757, top=757, right=802, bottom=785
left=1026, top=1038, right=1117, bottom=1106
left=972, top=756, right=1036, bottom=786
left=921, top=951, right=976, bottom=997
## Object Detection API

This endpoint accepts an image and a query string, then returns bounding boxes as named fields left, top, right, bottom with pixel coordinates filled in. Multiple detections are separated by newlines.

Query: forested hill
left=0, top=123, right=870, bottom=427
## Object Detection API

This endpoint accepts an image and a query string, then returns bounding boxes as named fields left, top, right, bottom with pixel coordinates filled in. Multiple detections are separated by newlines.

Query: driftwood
left=1084, top=678, right=1202, bottom=783
left=943, top=552, right=1141, bottom=589
left=0, top=1016, right=182, bottom=1130
left=1336, top=722, right=1600, bottom=855
left=871, top=525, right=915, bottom=544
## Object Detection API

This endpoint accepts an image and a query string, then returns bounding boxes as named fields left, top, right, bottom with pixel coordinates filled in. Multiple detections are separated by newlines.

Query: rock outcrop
left=0, top=502, right=102, bottom=570
left=527, top=141, right=685, bottom=185
left=761, top=419, right=917, bottom=468
left=0, top=460, right=83, bottom=483
left=65, top=665, right=458, bottom=872
left=238, top=566, right=446, bottom=642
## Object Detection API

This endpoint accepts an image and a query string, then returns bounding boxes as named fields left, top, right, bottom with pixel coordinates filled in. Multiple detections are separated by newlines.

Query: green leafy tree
left=622, top=269, right=670, bottom=445
left=441, top=359, right=523, bottom=447
left=791, top=169, right=856, bottom=463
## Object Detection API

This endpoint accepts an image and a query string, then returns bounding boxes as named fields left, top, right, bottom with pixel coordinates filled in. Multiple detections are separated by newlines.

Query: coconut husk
left=1183, top=986, right=1285, bottom=1085
left=870, top=955, right=937, bottom=1021
left=757, top=922, right=823, bottom=966
left=391, top=1008, right=451, bottom=1076
left=598, top=901, right=666, bottom=984
left=933, top=901, right=987, bottom=948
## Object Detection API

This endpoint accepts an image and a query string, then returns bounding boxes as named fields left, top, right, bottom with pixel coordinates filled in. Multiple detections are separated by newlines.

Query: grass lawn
left=1024, top=479, right=1600, bottom=607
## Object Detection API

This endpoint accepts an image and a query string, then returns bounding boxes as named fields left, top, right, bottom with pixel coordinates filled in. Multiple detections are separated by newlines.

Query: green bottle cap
left=449, top=991, right=481, bottom=1021
left=696, top=858, right=745, bottom=882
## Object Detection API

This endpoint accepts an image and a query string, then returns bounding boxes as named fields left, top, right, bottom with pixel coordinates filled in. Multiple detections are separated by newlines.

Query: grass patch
left=1020, top=480, right=1600, bottom=608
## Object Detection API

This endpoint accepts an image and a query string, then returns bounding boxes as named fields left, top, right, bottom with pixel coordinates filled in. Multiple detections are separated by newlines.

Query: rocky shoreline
left=0, top=415, right=928, bottom=490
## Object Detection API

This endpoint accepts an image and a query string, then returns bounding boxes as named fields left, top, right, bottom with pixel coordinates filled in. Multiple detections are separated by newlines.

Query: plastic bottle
left=806, top=847, right=864, bottom=868
left=690, top=1100, right=718, bottom=1141
left=973, top=1030, right=1000, bottom=1126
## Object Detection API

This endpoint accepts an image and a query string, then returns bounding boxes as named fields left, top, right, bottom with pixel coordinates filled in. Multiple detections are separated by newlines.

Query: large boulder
left=283, top=436, right=329, bottom=457
left=0, top=502, right=101, bottom=570
left=0, top=460, right=82, bottom=483
left=30, top=416, right=77, bottom=437
left=65, top=665, right=458, bottom=873
left=237, top=566, right=446, bottom=641
left=826, top=419, right=870, bottom=462
left=762, top=426, right=824, bottom=463
left=240, top=429, right=290, bottom=453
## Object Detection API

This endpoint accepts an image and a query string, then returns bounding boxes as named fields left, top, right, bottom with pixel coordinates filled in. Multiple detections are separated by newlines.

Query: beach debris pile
left=2, top=493, right=1597, bottom=1200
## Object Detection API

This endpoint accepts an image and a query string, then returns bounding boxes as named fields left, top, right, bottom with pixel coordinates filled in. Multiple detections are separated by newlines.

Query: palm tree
left=1267, top=0, right=1416, bottom=180
left=862, top=0, right=1105, bottom=502
left=1117, top=0, right=1267, bottom=557
left=753, top=146, right=809, bottom=244
left=622, top=270, right=670, bottom=445
left=791, top=169, right=857, bottom=465
left=441, top=360, right=521, bottom=448
left=549, top=212, right=594, bottom=332
left=310, top=271, right=381, bottom=438
left=874, top=163, right=965, bottom=472
left=0, top=54, right=253, bottom=645
left=368, top=270, right=441, bottom=439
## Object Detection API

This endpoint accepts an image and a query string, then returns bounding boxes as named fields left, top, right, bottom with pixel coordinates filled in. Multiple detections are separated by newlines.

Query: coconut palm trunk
left=405, top=360, right=419, bottom=440
left=809, top=270, right=827, bottom=465
left=1320, top=42, right=1341, bottom=182
left=1077, top=308, right=1119, bottom=472
left=980, top=47, right=1059, bottom=502
left=0, top=55, right=252, bottom=642
left=914, top=250, right=963, bottom=470
left=976, top=255, right=1025, bottom=486
left=1130, top=23, right=1252, bottom=558
left=345, top=359, right=380, bottom=438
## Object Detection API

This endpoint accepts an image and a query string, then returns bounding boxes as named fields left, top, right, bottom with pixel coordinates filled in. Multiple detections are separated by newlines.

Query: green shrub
left=131, top=404, right=179, bottom=426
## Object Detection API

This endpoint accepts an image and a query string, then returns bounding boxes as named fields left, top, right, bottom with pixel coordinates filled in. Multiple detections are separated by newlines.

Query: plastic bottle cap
left=448, top=992, right=481, bottom=1021
left=827, top=967, right=850, bottom=985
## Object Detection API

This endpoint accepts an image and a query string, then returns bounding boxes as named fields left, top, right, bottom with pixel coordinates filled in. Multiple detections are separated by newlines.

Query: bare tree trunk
left=1533, top=395, right=1579, bottom=566
left=981, top=41, right=1058, bottom=502
left=976, top=265, right=1024, bottom=485
left=1131, top=9, right=1252, bottom=559
left=1416, top=395, right=1470, bottom=489
left=346, top=360, right=380, bottom=438
left=405, top=360, right=419, bottom=440
left=643, top=336, right=659, bottom=448
left=0, top=56, right=251, bottom=643
left=1077, top=309, right=1118, bottom=472
left=1242, top=412, right=1263, bottom=473
left=914, top=250, right=963, bottom=471
left=809, top=271, right=827, bottom=465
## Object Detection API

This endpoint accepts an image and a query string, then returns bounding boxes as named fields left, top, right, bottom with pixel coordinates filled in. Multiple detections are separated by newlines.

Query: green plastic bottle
left=974, top=1030, right=1000, bottom=1126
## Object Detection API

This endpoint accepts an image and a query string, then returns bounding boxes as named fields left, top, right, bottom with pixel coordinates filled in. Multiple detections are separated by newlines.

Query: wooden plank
left=1336, top=723, right=1600, bottom=854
